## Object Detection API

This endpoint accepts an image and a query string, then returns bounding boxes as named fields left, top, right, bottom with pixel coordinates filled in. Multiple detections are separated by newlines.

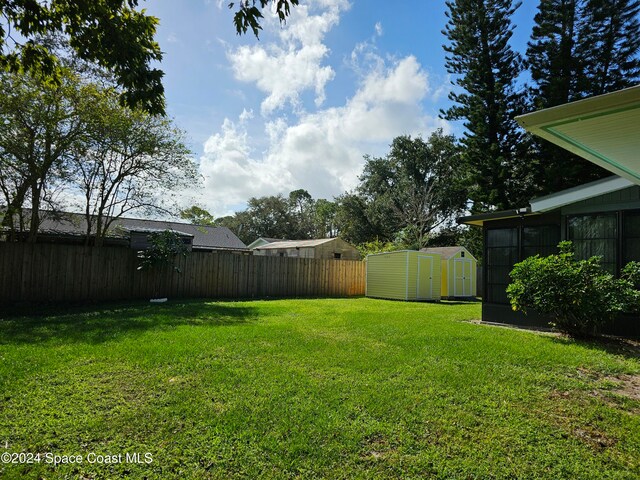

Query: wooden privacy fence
left=0, top=243, right=366, bottom=303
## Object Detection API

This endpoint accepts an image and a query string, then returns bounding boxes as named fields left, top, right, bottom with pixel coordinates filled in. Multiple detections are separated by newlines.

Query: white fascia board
left=530, top=176, right=634, bottom=212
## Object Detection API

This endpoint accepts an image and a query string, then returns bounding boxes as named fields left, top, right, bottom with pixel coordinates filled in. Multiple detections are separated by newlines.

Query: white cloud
left=375, top=22, right=383, bottom=36
left=226, top=0, right=349, bottom=115
left=198, top=56, right=450, bottom=216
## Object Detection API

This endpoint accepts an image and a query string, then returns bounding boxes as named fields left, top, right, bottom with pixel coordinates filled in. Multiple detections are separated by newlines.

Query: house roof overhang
left=457, top=208, right=534, bottom=227
left=515, top=85, right=640, bottom=184
left=529, top=175, right=635, bottom=212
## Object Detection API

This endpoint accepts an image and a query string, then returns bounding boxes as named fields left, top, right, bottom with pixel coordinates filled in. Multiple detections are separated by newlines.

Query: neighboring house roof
left=515, top=84, right=640, bottom=185
left=246, top=237, right=289, bottom=249
left=261, top=237, right=288, bottom=243
left=255, top=238, right=339, bottom=250
left=126, top=227, right=194, bottom=237
left=420, top=246, right=474, bottom=260
left=33, top=211, right=248, bottom=251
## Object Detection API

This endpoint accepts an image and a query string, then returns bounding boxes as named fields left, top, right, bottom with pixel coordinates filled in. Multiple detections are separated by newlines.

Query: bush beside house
left=507, top=241, right=640, bottom=336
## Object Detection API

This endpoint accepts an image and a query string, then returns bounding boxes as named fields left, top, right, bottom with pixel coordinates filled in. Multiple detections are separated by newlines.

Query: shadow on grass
left=549, top=335, right=640, bottom=361
left=0, top=299, right=256, bottom=346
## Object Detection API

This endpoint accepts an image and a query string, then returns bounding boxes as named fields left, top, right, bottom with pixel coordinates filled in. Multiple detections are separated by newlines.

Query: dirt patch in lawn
left=573, top=426, right=616, bottom=450
left=607, top=374, right=640, bottom=401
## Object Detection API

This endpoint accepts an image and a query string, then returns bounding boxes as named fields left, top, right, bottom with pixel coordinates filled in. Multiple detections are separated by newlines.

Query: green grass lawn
left=0, top=298, right=638, bottom=479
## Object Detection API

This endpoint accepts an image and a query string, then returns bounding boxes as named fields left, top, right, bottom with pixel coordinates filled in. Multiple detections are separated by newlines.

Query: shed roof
left=515, top=84, right=640, bottom=184
left=420, top=246, right=474, bottom=260
left=255, top=238, right=338, bottom=249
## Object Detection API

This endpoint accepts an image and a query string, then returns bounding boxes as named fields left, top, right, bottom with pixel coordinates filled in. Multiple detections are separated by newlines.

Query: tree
left=71, top=92, right=197, bottom=246
left=0, top=1, right=301, bottom=116
left=314, top=199, right=337, bottom=238
left=358, top=132, right=467, bottom=250
left=525, top=0, right=640, bottom=195
left=240, top=194, right=295, bottom=242
left=442, top=0, right=533, bottom=210
left=332, top=193, right=380, bottom=245
left=0, top=69, right=99, bottom=241
left=180, top=206, right=216, bottom=226
left=214, top=211, right=253, bottom=244
left=230, top=0, right=300, bottom=38
left=288, top=189, right=315, bottom=239
left=578, top=0, right=640, bottom=96
left=0, top=1, right=164, bottom=115
left=527, top=0, right=583, bottom=109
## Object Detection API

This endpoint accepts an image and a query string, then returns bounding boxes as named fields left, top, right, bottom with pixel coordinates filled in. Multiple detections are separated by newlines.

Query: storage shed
left=365, top=250, right=441, bottom=301
left=420, top=246, right=477, bottom=299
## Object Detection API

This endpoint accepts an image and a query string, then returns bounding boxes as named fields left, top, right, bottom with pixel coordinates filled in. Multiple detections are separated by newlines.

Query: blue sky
left=143, top=0, right=539, bottom=217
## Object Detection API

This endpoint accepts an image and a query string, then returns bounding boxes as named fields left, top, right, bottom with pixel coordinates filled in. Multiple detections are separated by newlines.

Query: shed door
left=417, top=256, right=433, bottom=300
left=454, top=258, right=472, bottom=296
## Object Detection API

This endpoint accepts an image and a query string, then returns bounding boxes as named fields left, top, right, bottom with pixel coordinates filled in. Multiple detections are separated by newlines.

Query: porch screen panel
left=486, top=228, right=518, bottom=304
left=567, top=214, right=617, bottom=274
left=623, top=211, right=640, bottom=264
left=523, top=225, right=560, bottom=258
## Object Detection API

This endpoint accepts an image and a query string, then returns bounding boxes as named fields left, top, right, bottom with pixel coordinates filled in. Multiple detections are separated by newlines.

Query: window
left=486, top=228, right=518, bottom=304
left=623, top=211, right=640, bottom=264
left=523, top=225, right=560, bottom=258
left=334, top=252, right=342, bottom=259
left=568, top=214, right=617, bottom=274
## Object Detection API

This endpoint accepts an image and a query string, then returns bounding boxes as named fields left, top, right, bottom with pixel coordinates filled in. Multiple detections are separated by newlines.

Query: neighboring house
left=4, top=210, right=249, bottom=253
left=459, top=83, right=640, bottom=336
left=246, top=237, right=289, bottom=250
left=253, top=238, right=361, bottom=260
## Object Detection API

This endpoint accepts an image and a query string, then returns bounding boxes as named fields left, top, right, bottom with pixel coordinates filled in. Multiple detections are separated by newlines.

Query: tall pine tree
left=442, top=0, right=533, bottom=211
left=528, top=0, right=584, bottom=108
left=578, top=0, right=640, bottom=96
left=527, top=0, right=640, bottom=194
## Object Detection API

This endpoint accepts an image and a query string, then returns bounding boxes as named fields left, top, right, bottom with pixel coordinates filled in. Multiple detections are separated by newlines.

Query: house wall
left=480, top=202, right=640, bottom=336
left=314, top=238, right=360, bottom=260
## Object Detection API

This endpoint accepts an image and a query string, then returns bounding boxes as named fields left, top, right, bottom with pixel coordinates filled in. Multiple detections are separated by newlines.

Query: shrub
left=137, top=230, right=190, bottom=273
left=357, top=239, right=399, bottom=258
left=507, top=241, right=640, bottom=336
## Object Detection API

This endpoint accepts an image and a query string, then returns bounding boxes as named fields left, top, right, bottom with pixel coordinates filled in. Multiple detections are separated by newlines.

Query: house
left=6, top=210, right=249, bottom=253
left=253, top=237, right=360, bottom=260
left=246, top=237, right=289, bottom=250
left=420, top=246, right=477, bottom=299
left=459, top=85, right=640, bottom=336
left=365, top=250, right=442, bottom=301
